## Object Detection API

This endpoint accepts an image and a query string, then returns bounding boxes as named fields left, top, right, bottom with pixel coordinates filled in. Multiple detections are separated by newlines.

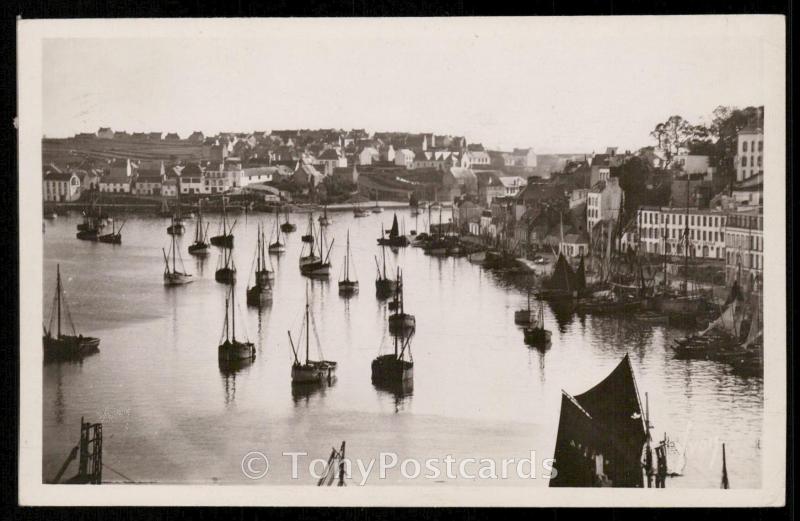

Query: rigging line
left=102, top=462, right=137, bottom=484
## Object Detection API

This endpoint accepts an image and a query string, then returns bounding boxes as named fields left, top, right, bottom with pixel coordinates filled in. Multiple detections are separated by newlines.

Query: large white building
left=735, top=125, right=763, bottom=182
left=724, top=209, right=763, bottom=293
left=43, top=172, right=82, bottom=202
left=637, top=206, right=727, bottom=260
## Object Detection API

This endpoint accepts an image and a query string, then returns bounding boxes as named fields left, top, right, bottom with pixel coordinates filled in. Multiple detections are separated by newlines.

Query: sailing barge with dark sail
left=43, top=265, right=100, bottom=362
left=537, top=253, right=583, bottom=301
left=377, top=214, right=409, bottom=247
left=549, top=354, right=650, bottom=488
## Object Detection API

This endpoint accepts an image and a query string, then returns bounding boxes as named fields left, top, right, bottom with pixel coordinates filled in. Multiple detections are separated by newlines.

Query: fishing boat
left=289, top=288, right=338, bottom=384
left=268, top=217, right=286, bottom=253
left=210, top=201, right=235, bottom=248
left=318, top=205, right=332, bottom=226
left=167, top=213, right=185, bottom=235
left=537, top=253, right=579, bottom=301
left=299, top=217, right=321, bottom=267
left=388, top=268, right=415, bottom=334
left=163, top=232, right=193, bottom=286
left=218, top=283, right=255, bottom=362
left=301, top=213, right=315, bottom=243
left=523, top=298, right=551, bottom=347
left=246, top=224, right=273, bottom=307
left=215, top=245, right=236, bottom=284
left=549, top=354, right=650, bottom=487
left=514, top=288, right=536, bottom=326
left=188, top=201, right=211, bottom=256
left=76, top=191, right=107, bottom=232
left=377, top=214, right=409, bottom=247
left=97, top=218, right=124, bottom=244
left=374, top=243, right=397, bottom=297
left=300, top=221, right=334, bottom=278
left=43, top=265, right=100, bottom=362
left=76, top=228, right=99, bottom=241
left=372, top=334, right=414, bottom=386
left=338, top=230, right=358, bottom=295
left=280, top=206, right=297, bottom=233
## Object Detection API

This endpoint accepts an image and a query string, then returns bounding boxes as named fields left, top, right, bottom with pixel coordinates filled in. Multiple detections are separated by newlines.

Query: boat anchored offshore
left=97, top=219, right=124, bottom=244
left=388, top=268, right=415, bottom=335
left=163, top=232, right=193, bottom=286
left=218, top=283, right=255, bottom=362
left=215, top=244, right=236, bottom=284
left=247, top=223, right=273, bottom=307
left=280, top=206, right=297, bottom=233
left=43, top=265, right=100, bottom=362
left=374, top=242, right=397, bottom=297
left=514, top=288, right=536, bottom=326
left=377, top=214, right=409, bottom=247
left=300, top=219, right=334, bottom=278
left=318, top=205, right=332, bottom=226
left=210, top=201, right=235, bottom=248
left=338, top=230, right=359, bottom=295
left=289, top=288, right=337, bottom=385
left=268, top=216, right=286, bottom=253
left=523, top=297, right=551, bottom=348
left=188, top=201, right=211, bottom=256
left=167, top=212, right=185, bottom=235
left=372, top=190, right=384, bottom=214
left=371, top=334, right=414, bottom=387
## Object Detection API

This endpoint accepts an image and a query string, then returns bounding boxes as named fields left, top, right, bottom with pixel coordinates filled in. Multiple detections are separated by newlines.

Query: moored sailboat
left=300, top=221, right=334, bottom=278
left=280, top=206, right=297, bottom=233
left=215, top=245, right=236, bottom=284
left=167, top=212, right=185, bottom=235
left=377, top=214, right=409, bottom=247
left=268, top=216, right=286, bottom=253
left=338, top=229, right=359, bottom=295
left=188, top=201, right=211, bottom=255
left=97, top=218, right=124, bottom=244
left=372, top=190, right=384, bottom=213
left=210, top=201, right=235, bottom=248
left=247, top=224, right=273, bottom=307
left=43, top=265, right=100, bottom=362
left=163, top=231, right=193, bottom=285
left=218, top=283, right=255, bottom=362
left=374, top=243, right=397, bottom=297
left=523, top=297, right=551, bottom=347
left=372, top=334, right=414, bottom=387
left=388, top=268, right=415, bottom=334
left=289, top=288, right=337, bottom=384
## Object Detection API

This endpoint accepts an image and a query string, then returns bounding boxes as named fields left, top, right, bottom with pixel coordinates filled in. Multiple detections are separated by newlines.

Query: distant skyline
left=42, top=17, right=773, bottom=154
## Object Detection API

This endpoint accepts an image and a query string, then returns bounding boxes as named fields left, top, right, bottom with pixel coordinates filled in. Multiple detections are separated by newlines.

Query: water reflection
left=291, top=379, right=335, bottom=406
left=219, top=358, right=254, bottom=405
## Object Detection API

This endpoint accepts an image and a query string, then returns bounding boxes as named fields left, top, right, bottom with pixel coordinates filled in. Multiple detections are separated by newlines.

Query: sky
left=41, top=17, right=777, bottom=153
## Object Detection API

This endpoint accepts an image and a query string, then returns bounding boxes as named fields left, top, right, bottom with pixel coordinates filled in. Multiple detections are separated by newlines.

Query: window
left=758, top=140, right=763, bottom=152
left=741, top=157, right=747, bottom=167
left=758, top=156, right=762, bottom=167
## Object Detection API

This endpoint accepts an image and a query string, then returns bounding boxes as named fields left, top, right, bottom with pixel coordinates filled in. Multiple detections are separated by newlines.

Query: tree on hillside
left=611, top=156, right=650, bottom=219
left=703, top=105, right=764, bottom=181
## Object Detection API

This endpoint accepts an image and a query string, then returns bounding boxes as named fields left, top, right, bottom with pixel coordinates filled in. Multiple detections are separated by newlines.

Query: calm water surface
left=42, top=209, right=763, bottom=487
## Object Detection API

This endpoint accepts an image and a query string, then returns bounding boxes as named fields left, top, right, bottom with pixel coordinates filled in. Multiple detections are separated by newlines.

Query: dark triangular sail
left=545, top=253, right=576, bottom=292
left=389, top=214, right=399, bottom=239
left=549, top=354, right=648, bottom=488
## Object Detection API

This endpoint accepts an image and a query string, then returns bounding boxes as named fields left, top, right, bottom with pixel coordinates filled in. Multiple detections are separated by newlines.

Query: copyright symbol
left=241, top=451, right=269, bottom=480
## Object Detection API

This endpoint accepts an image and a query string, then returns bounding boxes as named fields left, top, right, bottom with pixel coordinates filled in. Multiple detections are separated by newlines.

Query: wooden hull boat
left=375, top=279, right=397, bottom=296
left=371, top=354, right=413, bottom=383
left=188, top=242, right=210, bottom=255
left=210, top=234, right=234, bottom=248
left=43, top=334, right=100, bottom=362
left=215, top=267, right=236, bottom=284
left=338, top=280, right=359, bottom=295
left=167, top=223, right=185, bottom=235
left=164, top=271, right=193, bottom=286
left=524, top=327, right=552, bottom=347
left=218, top=339, right=255, bottom=362
left=280, top=222, right=297, bottom=233
left=246, top=285, right=272, bottom=307
left=268, top=242, right=286, bottom=253
left=300, top=262, right=331, bottom=278
left=97, top=233, right=121, bottom=244
left=76, top=229, right=99, bottom=241
left=292, top=361, right=337, bottom=384
left=388, top=313, right=416, bottom=334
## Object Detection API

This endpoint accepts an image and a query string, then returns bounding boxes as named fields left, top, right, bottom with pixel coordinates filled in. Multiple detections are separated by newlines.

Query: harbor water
left=42, top=209, right=763, bottom=487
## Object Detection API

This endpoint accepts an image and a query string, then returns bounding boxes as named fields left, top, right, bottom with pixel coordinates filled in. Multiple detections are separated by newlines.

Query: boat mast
left=305, top=288, right=310, bottom=364
left=56, top=264, right=61, bottom=337
left=683, top=177, right=690, bottom=296
left=345, top=230, right=350, bottom=281
left=231, top=284, right=236, bottom=341
left=172, top=228, right=177, bottom=273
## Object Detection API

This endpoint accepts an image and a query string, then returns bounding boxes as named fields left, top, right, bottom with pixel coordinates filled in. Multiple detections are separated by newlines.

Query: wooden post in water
left=721, top=443, right=730, bottom=489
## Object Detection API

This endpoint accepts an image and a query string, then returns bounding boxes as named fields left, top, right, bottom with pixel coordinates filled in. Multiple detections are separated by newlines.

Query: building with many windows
left=637, top=206, right=727, bottom=259
left=43, top=172, right=82, bottom=202
left=735, top=125, right=763, bottom=182
left=724, top=209, right=763, bottom=293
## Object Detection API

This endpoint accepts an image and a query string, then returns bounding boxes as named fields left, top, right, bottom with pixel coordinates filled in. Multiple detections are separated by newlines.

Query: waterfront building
left=43, top=172, right=82, bottom=202
left=637, top=206, right=727, bottom=260
left=133, top=163, right=166, bottom=195
left=394, top=148, right=415, bottom=168
left=560, top=232, right=590, bottom=258
left=724, top=209, right=763, bottom=293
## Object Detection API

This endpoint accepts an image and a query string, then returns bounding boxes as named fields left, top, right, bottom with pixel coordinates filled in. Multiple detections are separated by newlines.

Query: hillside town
left=43, top=105, right=764, bottom=295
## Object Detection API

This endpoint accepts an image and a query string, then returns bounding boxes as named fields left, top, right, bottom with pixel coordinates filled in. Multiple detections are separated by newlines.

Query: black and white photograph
left=17, top=16, right=786, bottom=506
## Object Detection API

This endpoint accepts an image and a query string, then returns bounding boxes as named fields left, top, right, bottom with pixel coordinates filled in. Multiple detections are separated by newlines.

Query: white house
left=724, top=210, right=763, bottom=292
left=132, top=162, right=166, bottom=195
left=637, top=206, right=727, bottom=260
left=43, top=172, right=82, bottom=202
left=587, top=176, right=623, bottom=232
left=673, top=154, right=715, bottom=181
left=317, top=148, right=348, bottom=176
left=497, top=176, right=526, bottom=197
left=560, top=232, right=589, bottom=258
left=461, top=150, right=491, bottom=169
left=395, top=148, right=415, bottom=168
left=357, top=147, right=380, bottom=166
